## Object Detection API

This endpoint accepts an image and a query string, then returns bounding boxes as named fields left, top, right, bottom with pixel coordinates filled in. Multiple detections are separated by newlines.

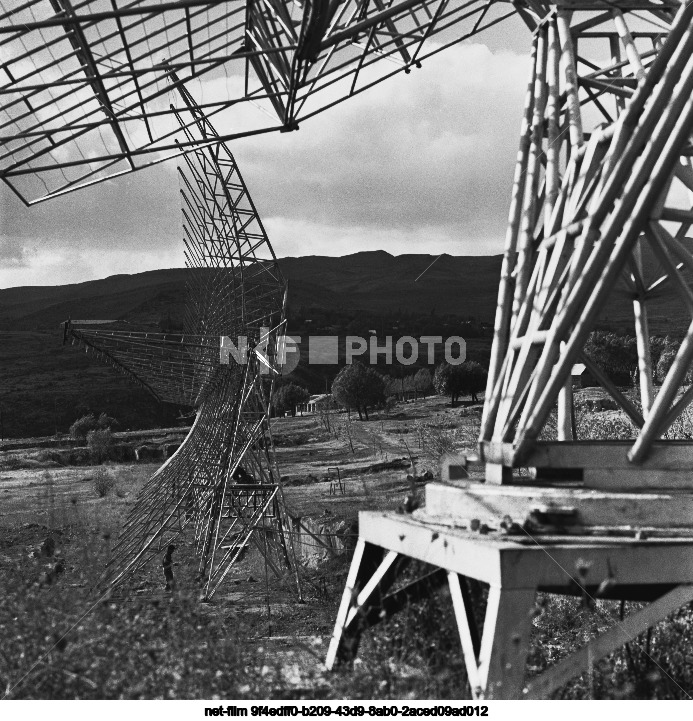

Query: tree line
left=272, top=329, right=692, bottom=419
left=272, top=360, right=488, bottom=420
left=585, top=330, right=690, bottom=386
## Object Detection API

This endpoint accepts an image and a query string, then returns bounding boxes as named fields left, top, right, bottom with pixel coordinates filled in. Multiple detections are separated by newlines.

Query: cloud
left=1, top=165, right=182, bottom=249
left=0, top=36, right=530, bottom=287
left=0, top=237, right=34, bottom=267
left=263, top=216, right=499, bottom=258
left=233, top=41, right=530, bottom=248
left=0, top=243, right=183, bottom=289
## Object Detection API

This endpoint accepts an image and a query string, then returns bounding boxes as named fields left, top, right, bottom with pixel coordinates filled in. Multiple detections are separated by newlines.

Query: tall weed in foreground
left=528, top=396, right=693, bottom=698
left=0, top=499, right=291, bottom=700
left=0, top=569, right=285, bottom=699
left=92, top=468, right=116, bottom=498
left=529, top=594, right=693, bottom=699
left=332, top=576, right=693, bottom=699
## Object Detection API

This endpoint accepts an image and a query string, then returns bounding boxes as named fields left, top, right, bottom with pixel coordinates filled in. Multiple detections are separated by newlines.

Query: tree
left=273, top=383, right=310, bottom=417
left=69, top=411, right=117, bottom=440
left=87, top=428, right=113, bottom=464
left=414, top=368, right=433, bottom=398
left=316, top=394, right=339, bottom=433
left=584, top=331, right=637, bottom=386
left=434, top=363, right=464, bottom=404
left=434, top=361, right=488, bottom=404
left=461, top=360, right=487, bottom=403
left=331, top=362, right=385, bottom=420
left=383, top=376, right=399, bottom=399
left=403, top=374, right=416, bottom=397
left=382, top=370, right=421, bottom=401
left=70, top=413, right=97, bottom=440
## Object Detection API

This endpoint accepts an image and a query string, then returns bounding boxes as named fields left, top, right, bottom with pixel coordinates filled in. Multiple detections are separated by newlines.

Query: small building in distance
left=298, top=393, right=332, bottom=415
left=571, top=363, right=598, bottom=389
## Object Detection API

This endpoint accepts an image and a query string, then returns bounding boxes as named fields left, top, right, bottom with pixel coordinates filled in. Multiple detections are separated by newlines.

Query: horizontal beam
left=320, top=0, right=436, bottom=50
left=481, top=440, right=693, bottom=470
left=424, top=480, right=693, bottom=529
left=357, top=510, right=693, bottom=587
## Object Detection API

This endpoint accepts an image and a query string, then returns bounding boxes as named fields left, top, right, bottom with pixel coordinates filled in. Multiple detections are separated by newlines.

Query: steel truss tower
left=65, top=90, right=301, bottom=599
left=482, top=0, right=693, bottom=476
left=327, top=0, right=693, bottom=700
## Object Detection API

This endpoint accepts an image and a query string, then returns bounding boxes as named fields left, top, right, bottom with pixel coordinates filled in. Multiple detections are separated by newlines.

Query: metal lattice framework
left=0, top=0, right=517, bottom=599
left=326, top=2, right=693, bottom=700
left=6, top=0, right=693, bottom=485
left=8, top=0, right=693, bottom=699
left=64, top=93, right=300, bottom=598
left=481, top=0, right=693, bottom=474
left=0, top=0, right=515, bottom=205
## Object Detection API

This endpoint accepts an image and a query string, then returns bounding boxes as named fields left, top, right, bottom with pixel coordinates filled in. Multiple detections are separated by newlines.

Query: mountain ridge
left=0, top=252, right=504, bottom=329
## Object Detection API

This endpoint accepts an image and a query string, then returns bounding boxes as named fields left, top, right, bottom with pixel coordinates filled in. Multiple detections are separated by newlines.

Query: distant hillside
left=3, top=247, right=688, bottom=336
left=0, top=251, right=503, bottom=330
left=279, top=250, right=503, bottom=318
left=0, top=251, right=502, bottom=439
left=1, top=249, right=690, bottom=439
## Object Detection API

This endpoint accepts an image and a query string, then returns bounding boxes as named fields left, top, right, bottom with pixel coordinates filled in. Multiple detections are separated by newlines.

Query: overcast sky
left=0, top=17, right=531, bottom=289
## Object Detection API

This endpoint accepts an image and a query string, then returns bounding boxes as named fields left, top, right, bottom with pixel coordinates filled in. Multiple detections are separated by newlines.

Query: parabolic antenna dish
left=0, top=0, right=516, bottom=204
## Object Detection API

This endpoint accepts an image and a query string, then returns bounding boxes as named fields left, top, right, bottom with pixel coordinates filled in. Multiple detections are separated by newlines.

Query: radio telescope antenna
left=0, top=0, right=514, bottom=204
left=1, top=0, right=514, bottom=602
left=11, top=0, right=693, bottom=699
left=65, top=87, right=301, bottom=599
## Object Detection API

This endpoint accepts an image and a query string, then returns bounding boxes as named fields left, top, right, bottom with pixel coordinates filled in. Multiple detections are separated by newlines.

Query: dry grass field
left=2, top=395, right=693, bottom=700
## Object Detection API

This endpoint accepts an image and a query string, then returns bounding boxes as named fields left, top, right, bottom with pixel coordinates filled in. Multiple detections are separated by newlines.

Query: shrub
left=70, top=413, right=97, bottom=440
left=0, top=454, right=24, bottom=471
left=87, top=428, right=113, bottom=463
left=584, top=331, right=637, bottom=386
left=664, top=404, right=693, bottom=441
left=415, top=412, right=481, bottom=473
left=70, top=412, right=117, bottom=440
left=96, top=412, right=117, bottom=430
left=92, top=467, right=116, bottom=497
left=384, top=396, right=398, bottom=416
left=575, top=412, right=637, bottom=440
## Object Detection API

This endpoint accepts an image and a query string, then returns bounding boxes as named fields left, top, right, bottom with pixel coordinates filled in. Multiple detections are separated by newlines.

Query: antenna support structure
left=327, top=0, right=693, bottom=699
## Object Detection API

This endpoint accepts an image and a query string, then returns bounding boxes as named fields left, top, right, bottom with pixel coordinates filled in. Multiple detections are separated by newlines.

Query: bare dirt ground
left=0, top=396, right=485, bottom=699
left=0, top=394, right=482, bottom=530
left=4, top=391, right=691, bottom=699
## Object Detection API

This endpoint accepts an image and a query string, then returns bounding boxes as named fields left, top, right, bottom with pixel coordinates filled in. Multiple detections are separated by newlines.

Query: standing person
left=163, top=544, right=176, bottom=591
